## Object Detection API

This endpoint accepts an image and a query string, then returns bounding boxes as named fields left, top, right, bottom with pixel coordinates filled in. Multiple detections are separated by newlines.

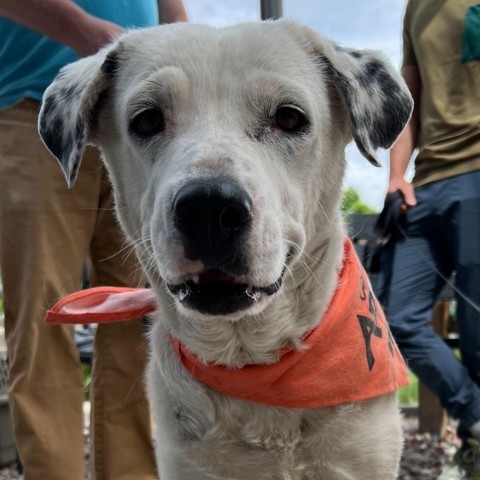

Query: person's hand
left=159, top=0, right=189, bottom=24
left=73, top=15, right=124, bottom=57
left=387, top=177, right=416, bottom=214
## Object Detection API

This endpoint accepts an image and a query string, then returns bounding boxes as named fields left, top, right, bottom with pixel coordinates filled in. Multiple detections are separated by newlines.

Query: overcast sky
left=183, top=0, right=408, bottom=210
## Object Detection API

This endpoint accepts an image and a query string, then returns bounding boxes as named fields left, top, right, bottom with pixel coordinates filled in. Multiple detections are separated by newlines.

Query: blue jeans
left=375, top=170, right=480, bottom=441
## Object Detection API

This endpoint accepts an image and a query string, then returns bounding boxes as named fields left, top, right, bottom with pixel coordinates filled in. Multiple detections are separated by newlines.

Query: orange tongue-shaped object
left=45, top=287, right=156, bottom=324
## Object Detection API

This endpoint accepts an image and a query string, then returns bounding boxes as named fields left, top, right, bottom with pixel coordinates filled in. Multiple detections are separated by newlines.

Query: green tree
left=341, top=187, right=377, bottom=216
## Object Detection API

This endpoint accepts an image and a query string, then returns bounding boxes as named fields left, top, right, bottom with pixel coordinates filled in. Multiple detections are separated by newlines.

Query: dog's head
left=39, top=21, right=412, bottom=322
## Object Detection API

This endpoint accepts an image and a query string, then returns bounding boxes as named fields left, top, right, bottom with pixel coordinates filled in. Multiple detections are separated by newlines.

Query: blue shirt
left=0, top=0, right=158, bottom=109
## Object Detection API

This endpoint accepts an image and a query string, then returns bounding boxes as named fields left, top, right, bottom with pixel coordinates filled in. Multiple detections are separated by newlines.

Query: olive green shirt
left=403, top=0, right=480, bottom=187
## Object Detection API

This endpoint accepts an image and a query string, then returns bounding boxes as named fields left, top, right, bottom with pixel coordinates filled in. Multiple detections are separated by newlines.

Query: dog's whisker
left=284, top=239, right=321, bottom=265
left=250, top=313, right=263, bottom=329
left=124, top=372, right=145, bottom=403
left=283, top=239, right=334, bottom=296
left=96, top=241, right=138, bottom=264
left=316, top=198, right=335, bottom=233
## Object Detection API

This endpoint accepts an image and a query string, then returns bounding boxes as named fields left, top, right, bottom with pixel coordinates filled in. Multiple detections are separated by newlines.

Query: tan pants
left=0, top=100, right=158, bottom=480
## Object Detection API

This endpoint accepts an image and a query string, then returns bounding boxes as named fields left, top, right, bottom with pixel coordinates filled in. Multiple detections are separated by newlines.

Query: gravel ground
left=399, top=416, right=460, bottom=479
left=0, top=416, right=460, bottom=480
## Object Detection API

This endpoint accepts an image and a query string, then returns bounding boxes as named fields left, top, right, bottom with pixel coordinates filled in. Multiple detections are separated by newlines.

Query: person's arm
left=388, top=64, right=421, bottom=210
left=157, top=0, right=189, bottom=24
left=0, top=0, right=123, bottom=56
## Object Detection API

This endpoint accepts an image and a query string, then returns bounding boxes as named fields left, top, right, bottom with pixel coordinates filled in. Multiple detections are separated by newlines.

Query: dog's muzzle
left=168, top=177, right=283, bottom=315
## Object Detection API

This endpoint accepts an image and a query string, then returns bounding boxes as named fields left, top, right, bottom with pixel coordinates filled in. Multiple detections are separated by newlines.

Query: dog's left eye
left=273, top=106, right=308, bottom=133
left=130, top=109, right=165, bottom=137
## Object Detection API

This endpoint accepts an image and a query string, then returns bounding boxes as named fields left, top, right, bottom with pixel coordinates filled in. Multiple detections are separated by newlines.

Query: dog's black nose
left=173, top=178, right=252, bottom=267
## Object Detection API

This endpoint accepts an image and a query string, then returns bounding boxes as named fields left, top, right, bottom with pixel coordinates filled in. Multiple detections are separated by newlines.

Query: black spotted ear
left=38, top=45, right=119, bottom=186
left=320, top=43, right=413, bottom=166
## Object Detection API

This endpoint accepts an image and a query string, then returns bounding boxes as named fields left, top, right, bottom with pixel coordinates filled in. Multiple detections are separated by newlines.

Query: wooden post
left=418, top=301, right=450, bottom=435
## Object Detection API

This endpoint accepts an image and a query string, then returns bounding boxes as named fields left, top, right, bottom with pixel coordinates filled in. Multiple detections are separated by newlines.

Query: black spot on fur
left=69, top=158, right=80, bottom=182
left=320, top=55, right=357, bottom=126
left=55, top=69, right=67, bottom=82
left=74, top=121, right=85, bottom=145
left=356, top=61, right=412, bottom=148
left=365, top=60, right=384, bottom=76
left=355, top=60, right=387, bottom=92
left=174, top=407, right=204, bottom=442
left=101, top=50, right=120, bottom=79
left=40, top=96, right=56, bottom=125
left=334, top=45, right=363, bottom=59
left=320, top=54, right=412, bottom=159
left=42, top=116, right=67, bottom=160
left=59, top=85, right=79, bottom=103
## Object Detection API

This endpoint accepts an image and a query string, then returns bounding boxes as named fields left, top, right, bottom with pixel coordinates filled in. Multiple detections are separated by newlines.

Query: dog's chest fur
left=148, top=322, right=401, bottom=480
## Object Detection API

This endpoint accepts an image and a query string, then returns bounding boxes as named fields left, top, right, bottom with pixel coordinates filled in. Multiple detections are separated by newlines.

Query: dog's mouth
left=167, top=269, right=284, bottom=316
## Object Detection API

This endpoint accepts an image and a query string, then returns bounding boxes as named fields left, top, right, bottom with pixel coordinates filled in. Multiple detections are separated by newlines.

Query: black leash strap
left=376, top=191, right=480, bottom=314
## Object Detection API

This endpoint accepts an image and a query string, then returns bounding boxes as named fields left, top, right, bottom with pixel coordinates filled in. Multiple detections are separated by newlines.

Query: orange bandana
left=46, top=240, right=409, bottom=408
left=171, top=240, right=409, bottom=408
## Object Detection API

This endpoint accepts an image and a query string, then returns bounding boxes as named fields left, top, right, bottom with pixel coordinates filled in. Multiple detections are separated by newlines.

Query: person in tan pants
left=0, top=1, right=188, bottom=479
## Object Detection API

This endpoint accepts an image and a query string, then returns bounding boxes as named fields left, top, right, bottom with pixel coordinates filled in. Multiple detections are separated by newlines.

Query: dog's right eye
left=273, top=106, right=309, bottom=134
left=130, top=109, right=165, bottom=137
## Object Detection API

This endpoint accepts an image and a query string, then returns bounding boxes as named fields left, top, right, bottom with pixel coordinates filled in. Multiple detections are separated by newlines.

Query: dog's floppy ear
left=318, top=41, right=413, bottom=166
left=38, top=44, right=119, bottom=186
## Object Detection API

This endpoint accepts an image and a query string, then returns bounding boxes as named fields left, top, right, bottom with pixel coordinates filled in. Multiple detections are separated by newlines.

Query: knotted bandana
left=46, top=239, right=409, bottom=408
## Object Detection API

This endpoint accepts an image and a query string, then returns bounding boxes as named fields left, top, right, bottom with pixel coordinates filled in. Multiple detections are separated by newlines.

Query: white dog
left=39, top=21, right=413, bottom=480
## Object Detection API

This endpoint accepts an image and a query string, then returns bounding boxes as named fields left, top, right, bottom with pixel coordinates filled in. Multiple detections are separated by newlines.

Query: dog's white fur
left=39, top=21, right=413, bottom=480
